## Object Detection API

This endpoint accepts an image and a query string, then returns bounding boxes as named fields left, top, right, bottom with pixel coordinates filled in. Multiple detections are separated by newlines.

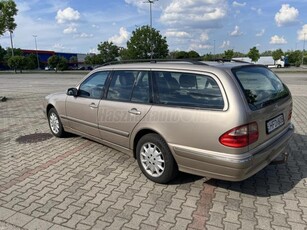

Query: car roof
left=95, top=60, right=251, bottom=73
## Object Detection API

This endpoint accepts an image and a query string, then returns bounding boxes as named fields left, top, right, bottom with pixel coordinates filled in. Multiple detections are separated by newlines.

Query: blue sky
left=1, top=0, right=307, bottom=55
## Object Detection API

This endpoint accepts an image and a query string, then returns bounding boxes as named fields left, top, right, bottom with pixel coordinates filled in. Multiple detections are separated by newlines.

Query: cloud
left=189, top=43, right=212, bottom=50
left=230, top=25, right=243, bottom=36
left=232, top=1, right=246, bottom=7
left=124, top=0, right=149, bottom=10
left=251, top=7, right=262, bottom=15
left=160, top=0, right=227, bottom=28
left=297, top=24, right=307, bottom=41
left=108, top=27, right=130, bottom=46
left=200, top=32, right=209, bottom=42
left=89, top=48, right=99, bottom=54
left=165, top=30, right=191, bottom=38
left=17, top=1, right=32, bottom=12
left=159, top=1, right=227, bottom=53
left=256, top=29, right=265, bottom=37
left=275, top=4, right=299, bottom=27
left=270, top=35, right=287, bottom=44
left=78, top=33, right=94, bottom=38
left=56, top=7, right=80, bottom=24
left=53, top=43, right=65, bottom=51
left=220, top=40, right=230, bottom=48
left=63, top=25, right=77, bottom=34
left=124, top=0, right=168, bottom=11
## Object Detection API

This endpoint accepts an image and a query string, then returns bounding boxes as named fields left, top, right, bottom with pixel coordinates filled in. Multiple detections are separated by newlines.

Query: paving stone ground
left=0, top=72, right=306, bottom=230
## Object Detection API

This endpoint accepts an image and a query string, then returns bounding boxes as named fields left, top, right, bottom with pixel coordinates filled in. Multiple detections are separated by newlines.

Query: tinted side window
left=154, top=71, right=224, bottom=109
left=131, top=72, right=150, bottom=103
left=107, top=71, right=136, bottom=101
left=79, top=71, right=109, bottom=99
left=107, top=71, right=150, bottom=103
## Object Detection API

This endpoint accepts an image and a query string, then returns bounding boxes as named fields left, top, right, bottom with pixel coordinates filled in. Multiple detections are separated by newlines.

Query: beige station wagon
left=44, top=61, right=294, bottom=183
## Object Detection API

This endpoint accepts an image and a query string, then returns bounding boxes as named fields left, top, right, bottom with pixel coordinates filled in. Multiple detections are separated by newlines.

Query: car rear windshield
left=232, top=66, right=290, bottom=110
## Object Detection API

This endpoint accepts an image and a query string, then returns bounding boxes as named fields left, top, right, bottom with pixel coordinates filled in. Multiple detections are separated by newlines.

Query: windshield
left=232, top=66, right=290, bottom=110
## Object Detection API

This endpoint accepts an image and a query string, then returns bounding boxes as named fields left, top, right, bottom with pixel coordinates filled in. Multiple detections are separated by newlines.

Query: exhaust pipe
left=270, top=152, right=289, bottom=165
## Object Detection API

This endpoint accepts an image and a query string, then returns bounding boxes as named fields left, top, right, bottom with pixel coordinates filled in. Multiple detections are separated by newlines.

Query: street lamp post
left=146, top=0, right=158, bottom=59
left=213, top=40, right=216, bottom=60
left=9, top=32, right=14, bottom=56
left=33, top=35, right=40, bottom=69
left=302, top=33, right=306, bottom=66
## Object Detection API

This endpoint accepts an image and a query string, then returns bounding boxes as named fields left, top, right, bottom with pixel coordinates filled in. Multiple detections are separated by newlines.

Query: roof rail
left=102, top=58, right=208, bottom=66
left=213, top=58, right=231, bottom=63
left=231, top=59, right=251, bottom=64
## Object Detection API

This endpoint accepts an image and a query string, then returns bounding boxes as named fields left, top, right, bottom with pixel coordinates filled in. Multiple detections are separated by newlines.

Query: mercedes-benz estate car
left=44, top=61, right=294, bottom=183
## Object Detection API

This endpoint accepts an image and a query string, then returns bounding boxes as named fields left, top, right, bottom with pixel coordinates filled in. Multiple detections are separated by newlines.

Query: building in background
left=21, top=49, right=87, bottom=69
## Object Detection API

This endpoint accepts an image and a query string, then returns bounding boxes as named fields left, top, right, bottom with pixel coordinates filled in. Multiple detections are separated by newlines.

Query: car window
left=232, top=66, right=290, bottom=110
left=79, top=71, right=109, bottom=99
left=131, top=72, right=150, bottom=103
left=154, top=71, right=224, bottom=109
left=107, top=71, right=137, bottom=101
left=106, top=70, right=150, bottom=103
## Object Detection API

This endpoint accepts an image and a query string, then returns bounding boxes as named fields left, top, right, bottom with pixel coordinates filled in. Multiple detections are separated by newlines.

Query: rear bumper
left=171, top=123, right=294, bottom=181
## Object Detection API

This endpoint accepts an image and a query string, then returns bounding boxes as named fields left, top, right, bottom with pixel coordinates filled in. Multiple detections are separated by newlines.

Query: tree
left=125, top=25, right=168, bottom=59
left=58, top=57, right=68, bottom=71
left=0, top=45, right=7, bottom=66
left=174, top=51, right=189, bottom=59
left=203, top=53, right=214, bottom=61
left=48, top=55, right=68, bottom=72
left=119, top=48, right=129, bottom=60
left=272, top=49, right=284, bottom=62
left=285, top=50, right=302, bottom=67
left=84, top=54, right=103, bottom=66
left=97, top=41, right=119, bottom=63
left=188, top=50, right=200, bottom=58
left=48, top=55, right=59, bottom=71
left=247, top=47, right=260, bottom=62
left=224, top=49, right=234, bottom=60
left=4, top=47, right=22, bottom=59
left=261, top=50, right=273, bottom=56
left=23, top=54, right=36, bottom=70
left=233, top=51, right=246, bottom=58
left=7, top=55, right=24, bottom=73
left=0, top=0, right=18, bottom=35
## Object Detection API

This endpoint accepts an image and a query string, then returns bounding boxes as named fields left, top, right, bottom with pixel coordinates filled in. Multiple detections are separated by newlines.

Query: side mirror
left=67, top=88, right=78, bottom=96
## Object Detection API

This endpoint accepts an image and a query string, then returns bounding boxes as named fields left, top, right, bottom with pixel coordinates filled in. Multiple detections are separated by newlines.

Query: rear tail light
left=219, top=122, right=259, bottom=148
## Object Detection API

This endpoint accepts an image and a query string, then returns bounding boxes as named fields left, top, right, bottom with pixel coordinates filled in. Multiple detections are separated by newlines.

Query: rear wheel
left=48, top=108, right=66, bottom=137
left=136, top=133, right=178, bottom=183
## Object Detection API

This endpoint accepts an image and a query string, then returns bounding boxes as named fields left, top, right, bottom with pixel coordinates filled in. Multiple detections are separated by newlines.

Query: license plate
left=266, top=114, right=284, bottom=134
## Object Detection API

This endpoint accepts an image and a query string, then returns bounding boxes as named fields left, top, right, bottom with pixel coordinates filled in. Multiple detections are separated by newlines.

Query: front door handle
left=89, top=103, right=98, bottom=109
left=128, top=108, right=141, bottom=115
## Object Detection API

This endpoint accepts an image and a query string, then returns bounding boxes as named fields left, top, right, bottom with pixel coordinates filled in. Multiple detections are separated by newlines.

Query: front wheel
left=136, top=134, right=178, bottom=184
left=48, top=108, right=66, bottom=137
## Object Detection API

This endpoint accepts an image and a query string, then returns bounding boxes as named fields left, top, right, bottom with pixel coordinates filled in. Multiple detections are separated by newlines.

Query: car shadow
left=169, top=172, right=204, bottom=185
left=62, top=132, right=78, bottom=138
left=205, top=133, right=307, bottom=197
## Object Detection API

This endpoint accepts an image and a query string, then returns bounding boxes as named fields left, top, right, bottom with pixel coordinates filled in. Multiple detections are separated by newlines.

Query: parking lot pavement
left=0, top=72, right=307, bottom=230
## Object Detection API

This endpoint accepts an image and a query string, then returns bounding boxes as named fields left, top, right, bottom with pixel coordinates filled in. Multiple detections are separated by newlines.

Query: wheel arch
left=46, top=104, right=55, bottom=116
left=133, top=129, right=166, bottom=159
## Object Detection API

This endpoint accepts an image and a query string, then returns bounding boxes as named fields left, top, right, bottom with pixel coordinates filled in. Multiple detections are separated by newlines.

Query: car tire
left=48, top=108, right=65, bottom=138
left=136, top=133, right=178, bottom=184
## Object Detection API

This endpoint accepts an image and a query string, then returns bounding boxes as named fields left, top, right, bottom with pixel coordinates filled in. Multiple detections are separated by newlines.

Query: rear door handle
left=128, top=108, right=141, bottom=115
left=89, top=103, right=98, bottom=109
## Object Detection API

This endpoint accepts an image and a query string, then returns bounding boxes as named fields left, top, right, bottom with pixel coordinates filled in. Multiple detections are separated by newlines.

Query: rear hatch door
left=231, top=65, right=292, bottom=149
